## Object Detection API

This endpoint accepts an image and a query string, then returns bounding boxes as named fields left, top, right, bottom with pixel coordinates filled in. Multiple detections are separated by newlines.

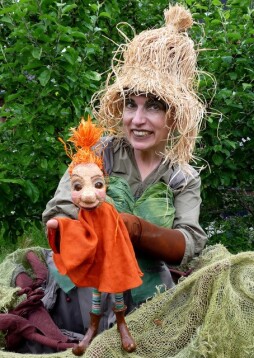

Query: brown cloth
left=50, top=202, right=143, bottom=293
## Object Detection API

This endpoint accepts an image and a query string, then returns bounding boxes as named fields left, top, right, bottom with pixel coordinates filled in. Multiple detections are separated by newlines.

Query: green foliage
left=0, top=0, right=124, bottom=243
left=0, top=0, right=253, bottom=252
left=189, top=0, right=254, bottom=203
left=201, top=188, right=254, bottom=253
left=205, top=215, right=254, bottom=254
left=0, top=221, right=47, bottom=263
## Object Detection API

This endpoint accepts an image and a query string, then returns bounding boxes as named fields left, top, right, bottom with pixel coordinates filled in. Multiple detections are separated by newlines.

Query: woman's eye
left=147, top=101, right=160, bottom=110
left=94, top=181, right=104, bottom=189
left=125, top=99, right=135, bottom=109
left=147, top=99, right=166, bottom=111
left=73, top=183, right=82, bottom=191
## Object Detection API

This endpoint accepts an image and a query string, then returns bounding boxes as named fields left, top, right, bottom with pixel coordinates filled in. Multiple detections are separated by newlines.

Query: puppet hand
left=46, top=219, right=60, bottom=254
left=120, top=213, right=142, bottom=246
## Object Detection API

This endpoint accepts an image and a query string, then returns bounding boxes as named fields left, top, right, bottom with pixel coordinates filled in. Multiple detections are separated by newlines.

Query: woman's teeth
left=133, top=130, right=151, bottom=137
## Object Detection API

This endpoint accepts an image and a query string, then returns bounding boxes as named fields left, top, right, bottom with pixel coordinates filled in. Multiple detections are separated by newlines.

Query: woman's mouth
left=132, top=130, right=152, bottom=137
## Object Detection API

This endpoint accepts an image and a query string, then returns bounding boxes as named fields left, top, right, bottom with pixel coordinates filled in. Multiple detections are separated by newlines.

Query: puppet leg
left=72, top=289, right=101, bottom=356
left=113, top=293, right=136, bottom=353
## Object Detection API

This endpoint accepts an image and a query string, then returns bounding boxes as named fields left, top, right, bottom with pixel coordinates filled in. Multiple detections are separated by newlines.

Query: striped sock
left=91, top=288, right=101, bottom=315
left=115, top=292, right=124, bottom=310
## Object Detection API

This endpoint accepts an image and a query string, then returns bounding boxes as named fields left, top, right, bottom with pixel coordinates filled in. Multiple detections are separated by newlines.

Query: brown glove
left=120, top=213, right=186, bottom=265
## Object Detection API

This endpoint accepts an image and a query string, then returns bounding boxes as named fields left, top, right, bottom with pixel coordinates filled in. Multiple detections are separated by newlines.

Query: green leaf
left=70, top=31, right=87, bottom=40
left=62, top=4, right=77, bottom=14
left=227, top=32, right=241, bottom=41
left=23, top=180, right=40, bottom=203
left=0, top=178, right=24, bottom=185
left=62, top=53, right=75, bottom=65
left=56, top=2, right=66, bottom=7
left=242, top=83, right=252, bottom=90
left=84, top=71, right=101, bottom=81
left=45, top=125, right=55, bottom=134
left=90, top=4, right=98, bottom=12
left=99, top=11, right=111, bottom=19
left=40, top=159, right=48, bottom=169
left=222, top=56, right=233, bottom=64
left=212, top=153, right=224, bottom=166
left=32, top=47, right=42, bottom=60
left=213, top=145, right=222, bottom=152
left=212, top=0, right=222, bottom=5
left=1, top=16, right=13, bottom=24
left=38, top=69, right=51, bottom=86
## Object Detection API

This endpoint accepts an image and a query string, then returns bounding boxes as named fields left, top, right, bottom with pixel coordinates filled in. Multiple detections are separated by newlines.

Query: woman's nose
left=81, top=189, right=96, bottom=203
left=132, top=107, right=146, bottom=125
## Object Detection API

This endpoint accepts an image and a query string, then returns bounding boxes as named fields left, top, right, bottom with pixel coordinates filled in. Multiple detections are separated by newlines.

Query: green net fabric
left=1, top=244, right=254, bottom=357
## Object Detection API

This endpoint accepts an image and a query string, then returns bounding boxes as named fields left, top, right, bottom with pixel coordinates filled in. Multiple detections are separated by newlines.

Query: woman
left=42, top=3, right=207, bottom=341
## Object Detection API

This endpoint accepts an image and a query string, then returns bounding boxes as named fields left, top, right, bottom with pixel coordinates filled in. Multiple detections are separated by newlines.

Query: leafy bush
left=206, top=216, right=254, bottom=254
left=201, top=188, right=254, bottom=253
left=0, top=0, right=253, bottom=253
left=0, top=0, right=125, bottom=243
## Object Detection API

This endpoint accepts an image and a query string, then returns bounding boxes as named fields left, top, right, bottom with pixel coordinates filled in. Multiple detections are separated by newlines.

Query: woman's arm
left=172, top=168, right=207, bottom=264
left=121, top=166, right=207, bottom=266
left=42, top=170, right=78, bottom=226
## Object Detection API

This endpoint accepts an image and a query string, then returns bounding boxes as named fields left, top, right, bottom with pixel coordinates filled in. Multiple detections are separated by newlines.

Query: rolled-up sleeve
left=171, top=167, right=207, bottom=265
left=42, top=170, right=78, bottom=226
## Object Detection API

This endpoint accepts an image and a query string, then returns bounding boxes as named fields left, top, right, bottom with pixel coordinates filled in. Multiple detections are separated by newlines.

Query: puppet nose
left=81, top=189, right=96, bottom=203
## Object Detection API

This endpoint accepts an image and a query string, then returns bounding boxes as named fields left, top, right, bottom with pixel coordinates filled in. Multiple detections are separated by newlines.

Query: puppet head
left=64, top=116, right=107, bottom=210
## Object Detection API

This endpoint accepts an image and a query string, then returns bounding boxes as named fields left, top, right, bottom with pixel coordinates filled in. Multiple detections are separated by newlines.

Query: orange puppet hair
left=65, top=115, right=104, bottom=174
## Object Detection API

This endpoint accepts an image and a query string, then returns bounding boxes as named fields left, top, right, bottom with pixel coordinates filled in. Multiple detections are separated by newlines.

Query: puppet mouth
left=80, top=204, right=98, bottom=211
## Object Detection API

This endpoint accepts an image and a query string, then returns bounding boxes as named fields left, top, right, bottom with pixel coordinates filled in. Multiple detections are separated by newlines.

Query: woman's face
left=122, top=94, right=171, bottom=155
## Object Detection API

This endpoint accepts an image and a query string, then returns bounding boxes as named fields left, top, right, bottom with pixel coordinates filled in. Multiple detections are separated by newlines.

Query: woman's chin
left=130, top=137, right=154, bottom=151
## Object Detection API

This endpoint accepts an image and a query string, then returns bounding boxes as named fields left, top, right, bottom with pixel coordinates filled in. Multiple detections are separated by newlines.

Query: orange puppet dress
left=50, top=202, right=143, bottom=293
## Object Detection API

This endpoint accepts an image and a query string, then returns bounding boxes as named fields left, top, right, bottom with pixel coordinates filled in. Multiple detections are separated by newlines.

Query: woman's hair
left=92, top=3, right=206, bottom=167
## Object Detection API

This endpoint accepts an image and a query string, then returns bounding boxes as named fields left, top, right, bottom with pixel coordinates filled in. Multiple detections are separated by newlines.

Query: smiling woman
left=122, top=94, right=172, bottom=178
left=42, top=3, right=208, bottom=355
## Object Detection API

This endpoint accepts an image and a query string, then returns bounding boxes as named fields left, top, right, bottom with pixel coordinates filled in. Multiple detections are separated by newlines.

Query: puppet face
left=71, top=163, right=106, bottom=210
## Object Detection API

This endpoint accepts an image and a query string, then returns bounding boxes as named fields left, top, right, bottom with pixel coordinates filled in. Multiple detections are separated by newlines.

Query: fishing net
left=85, top=244, right=254, bottom=358
left=1, top=244, right=254, bottom=357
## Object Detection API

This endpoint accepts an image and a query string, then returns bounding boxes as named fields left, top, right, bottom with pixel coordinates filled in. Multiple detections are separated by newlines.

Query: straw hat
left=93, top=3, right=206, bottom=166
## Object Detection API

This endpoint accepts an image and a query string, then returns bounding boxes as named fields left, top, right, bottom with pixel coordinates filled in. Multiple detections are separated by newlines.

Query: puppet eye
left=94, top=181, right=104, bottom=189
left=73, top=183, right=82, bottom=191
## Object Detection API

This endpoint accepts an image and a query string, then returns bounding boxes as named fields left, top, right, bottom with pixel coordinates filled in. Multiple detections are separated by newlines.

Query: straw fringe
left=92, top=3, right=206, bottom=167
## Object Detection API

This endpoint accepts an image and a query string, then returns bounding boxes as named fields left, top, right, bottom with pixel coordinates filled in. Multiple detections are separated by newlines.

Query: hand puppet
left=46, top=116, right=143, bottom=356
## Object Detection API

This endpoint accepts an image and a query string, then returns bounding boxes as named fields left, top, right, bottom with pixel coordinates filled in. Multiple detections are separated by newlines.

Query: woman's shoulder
left=99, top=136, right=129, bottom=152
left=168, top=163, right=201, bottom=190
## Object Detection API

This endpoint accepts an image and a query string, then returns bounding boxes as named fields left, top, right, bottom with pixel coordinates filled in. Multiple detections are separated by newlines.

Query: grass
left=0, top=220, right=49, bottom=263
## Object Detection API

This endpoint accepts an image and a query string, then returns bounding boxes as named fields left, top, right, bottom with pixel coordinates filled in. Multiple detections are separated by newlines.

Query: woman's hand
left=120, top=213, right=142, bottom=246
left=46, top=219, right=59, bottom=230
left=120, top=213, right=186, bottom=264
